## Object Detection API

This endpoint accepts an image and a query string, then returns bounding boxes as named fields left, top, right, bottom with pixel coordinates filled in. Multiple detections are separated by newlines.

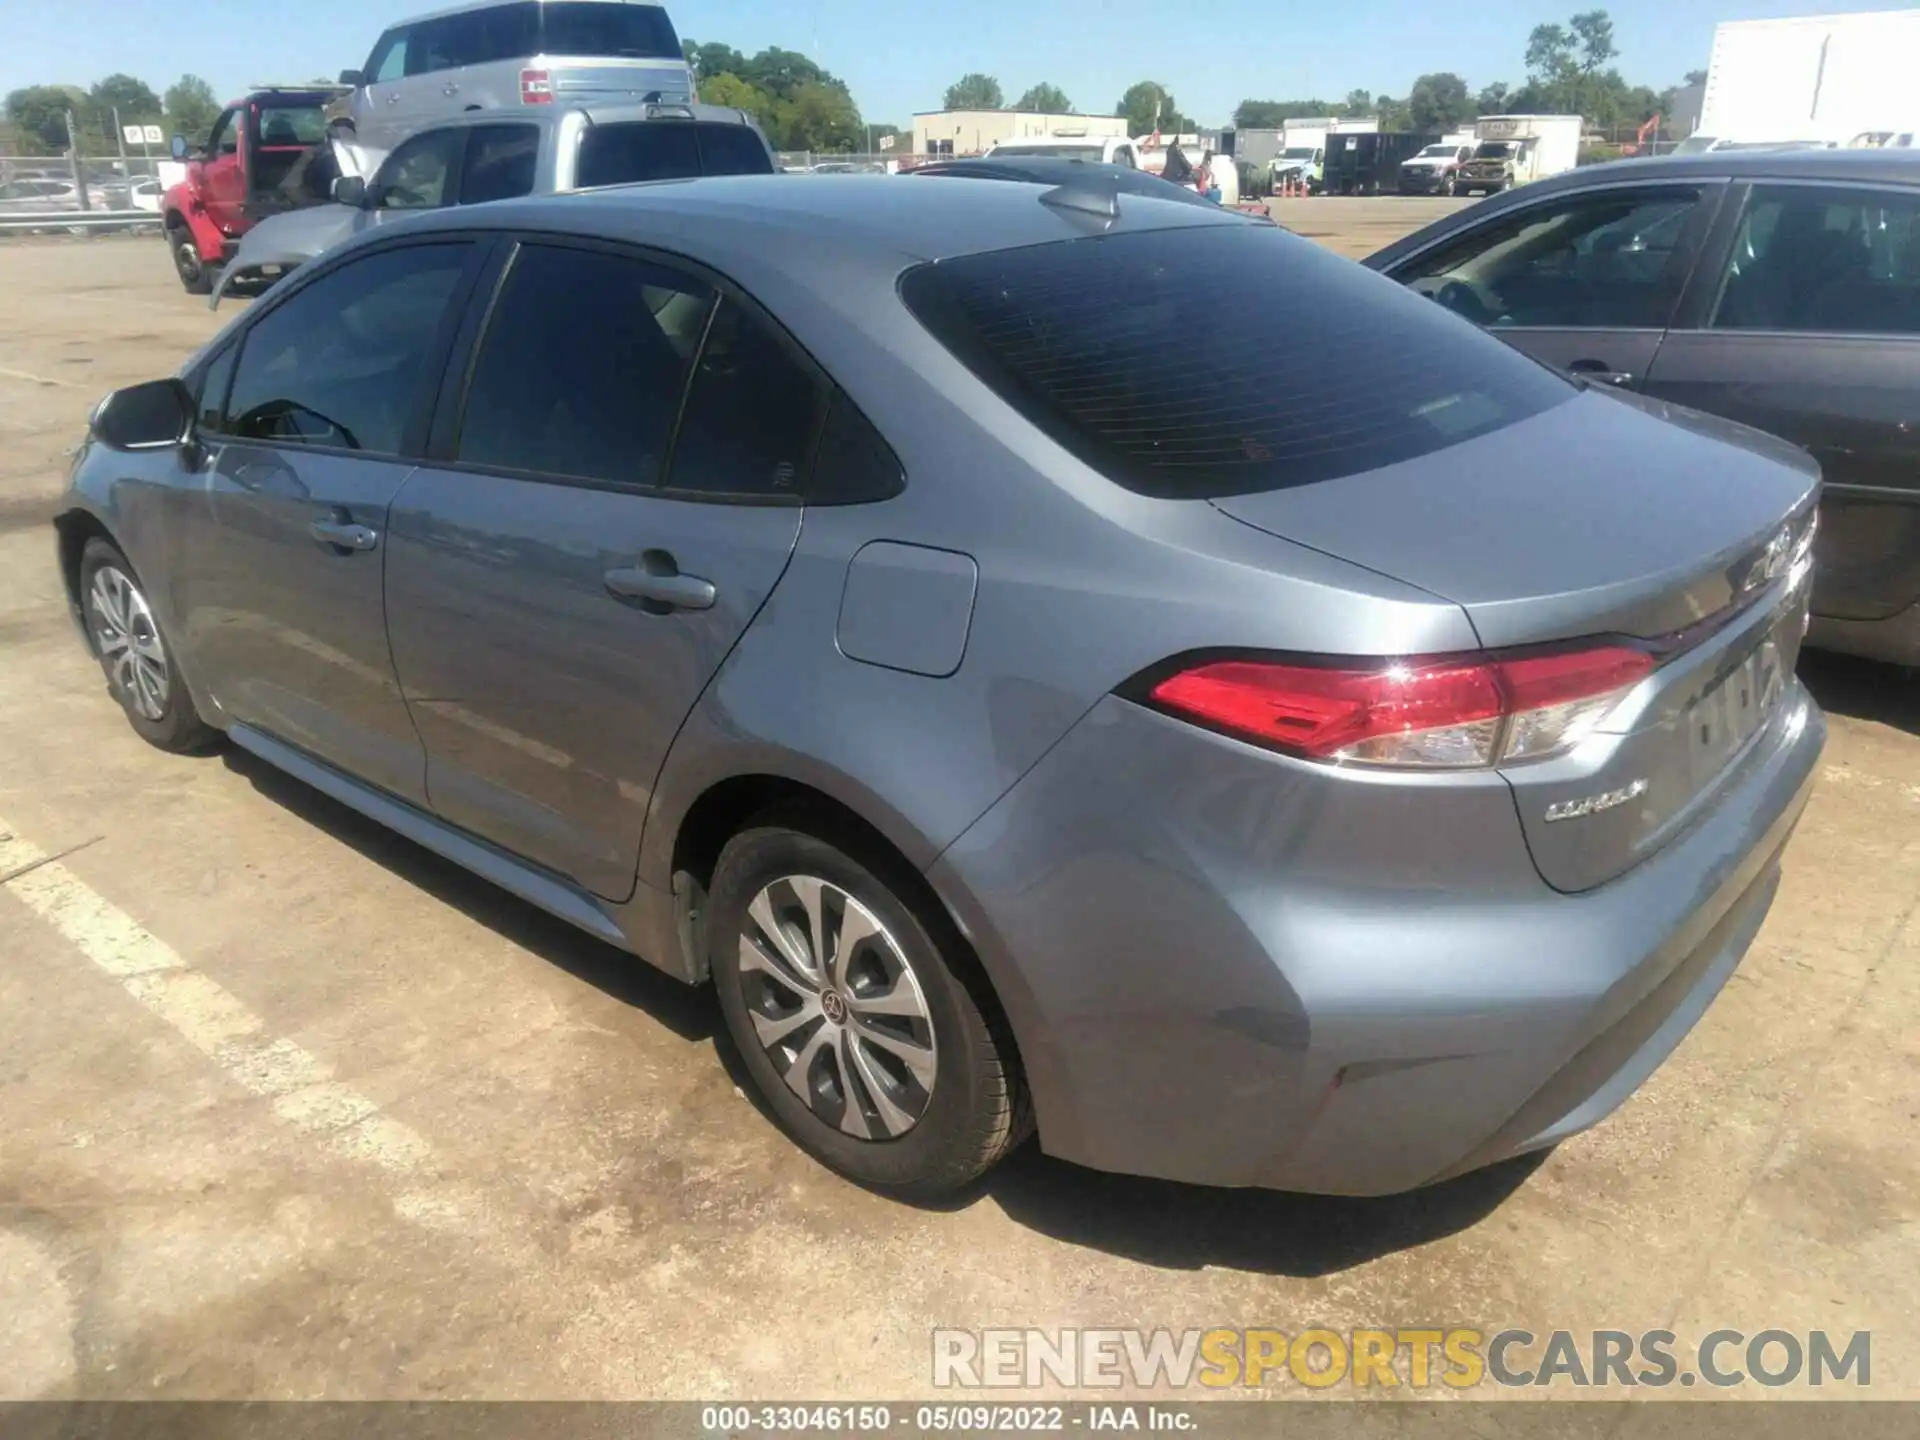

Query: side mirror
left=331, top=175, right=368, bottom=206
left=92, top=378, right=195, bottom=451
left=169, top=135, right=189, bottom=161
left=338, top=68, right=365, bottom=87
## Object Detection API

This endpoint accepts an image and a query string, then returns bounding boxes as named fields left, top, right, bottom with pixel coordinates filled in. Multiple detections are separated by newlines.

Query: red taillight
left=520, top=68, right=553, bottom=104
left=1146, top=645, right=1654, bottom=769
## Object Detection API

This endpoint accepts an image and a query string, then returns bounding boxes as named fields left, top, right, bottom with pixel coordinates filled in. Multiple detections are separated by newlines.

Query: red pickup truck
left=161, top=89, right=342, bottom=294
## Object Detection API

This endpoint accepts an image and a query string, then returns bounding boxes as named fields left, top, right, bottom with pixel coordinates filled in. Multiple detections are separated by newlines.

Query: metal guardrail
left=0, top=208, right=162, bottom=233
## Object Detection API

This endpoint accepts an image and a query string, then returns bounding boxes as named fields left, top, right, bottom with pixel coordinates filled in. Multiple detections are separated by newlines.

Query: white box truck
left=1268, top=115, right=1376, bottom=193
left=1688, top=10, right=1920, bottom=150
left=1454, top=114, right=1582, bottom=195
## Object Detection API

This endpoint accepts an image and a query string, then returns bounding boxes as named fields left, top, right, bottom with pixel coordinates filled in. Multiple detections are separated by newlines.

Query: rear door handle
left=1569, top=359, right=1635, bottom=387
left=442, top=83, right=459, bottom=95
left=309, top=513, right=379, bottom=552
left=604, top=555, right=716, bottom=612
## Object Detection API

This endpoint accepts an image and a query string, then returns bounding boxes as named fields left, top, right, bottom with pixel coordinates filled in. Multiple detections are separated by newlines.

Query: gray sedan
left=57, top=175, right=1824, bottom=1196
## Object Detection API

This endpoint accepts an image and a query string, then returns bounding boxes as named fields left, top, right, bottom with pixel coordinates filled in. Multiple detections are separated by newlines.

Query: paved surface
left=2, top=207, right=1918, bottom=1403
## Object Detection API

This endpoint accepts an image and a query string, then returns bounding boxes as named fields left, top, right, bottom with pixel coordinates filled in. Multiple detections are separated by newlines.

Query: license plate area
left=1686, top=637, right=1784, bottom=787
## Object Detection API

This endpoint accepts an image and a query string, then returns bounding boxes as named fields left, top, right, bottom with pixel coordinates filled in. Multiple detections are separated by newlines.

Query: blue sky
left=4, top=0, right=1910, bottom=127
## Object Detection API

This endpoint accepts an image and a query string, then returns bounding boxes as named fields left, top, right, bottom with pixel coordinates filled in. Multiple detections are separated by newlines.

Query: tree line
left=683, top=41, right=891, bottom=153
left=1235, top=10, right=1702, bottom=135
left=6, top=74, right=224, bottom=155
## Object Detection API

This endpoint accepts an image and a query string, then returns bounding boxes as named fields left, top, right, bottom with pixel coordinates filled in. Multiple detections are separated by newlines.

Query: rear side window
left=573, top=122, right=772, bottom=187
left=456, top=243, right=712, bottom=486
left=540, top=1, right=681, bottom=58
left=664, top=297, right=822, bottom=499
left=461, top=123, right=540, bottom=203
left=900, top=225, right=1571, bottom=500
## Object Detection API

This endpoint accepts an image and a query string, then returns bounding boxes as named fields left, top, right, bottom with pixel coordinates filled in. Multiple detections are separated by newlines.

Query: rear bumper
left=1808, top=598, right=1920, bottom=666
left=930, top=684, right=1824, bottom=1195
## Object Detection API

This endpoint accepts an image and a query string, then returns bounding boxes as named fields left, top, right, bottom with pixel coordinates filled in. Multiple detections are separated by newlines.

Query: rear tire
left=168, top=224, right=210, bottom=295
left=709, top=812, right=1029, bottom=1196
left=78, top=538, right=217, bottom=753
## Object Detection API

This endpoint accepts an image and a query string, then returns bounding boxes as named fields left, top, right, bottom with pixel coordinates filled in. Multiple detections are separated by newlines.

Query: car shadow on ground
left=224, top=744, right=1544, bottom=1275
left=1798, top=650, right=1919, bottom=736
left=220, top=746, right=714, bottom=1043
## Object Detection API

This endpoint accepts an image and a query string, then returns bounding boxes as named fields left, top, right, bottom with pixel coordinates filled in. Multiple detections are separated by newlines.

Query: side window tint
left=574, top=123, right=701, bottom=186
left=409, top=15, right=462, bottom=74
left=460, top=124, right=540, bottom=203
left=1713, top=185, right=1920, bottom=336
left=367, top=30, right=410, bottom=83
left=666, top=297, right=821, bottom=498
left=1397, top=188, right=1703, bottom=329
left=810, top=391, right=905, bottom=505
left=195, top=344, right=237, bottom=433
left=208, top=111, right=238, bottom=156
left=226, top=243, right=469, bottom=455
left=457, top=243, right=712, bottom=485
left=375, top=129, right=465, bottom=209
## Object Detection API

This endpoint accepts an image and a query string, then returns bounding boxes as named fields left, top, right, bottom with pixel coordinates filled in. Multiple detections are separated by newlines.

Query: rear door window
left=573, top=122, right=773, bottom=187
left=1711, top=184, right=1920, bottom=335
left=455, top=242, right=712, bottom=486
left=901, top=224, right=1571, bottom=499
left=539, top=1, right=682, bottom=58
left=663, top=297, right=823, bottom=499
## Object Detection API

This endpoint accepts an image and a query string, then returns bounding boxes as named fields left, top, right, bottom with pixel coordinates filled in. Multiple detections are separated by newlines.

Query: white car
left=986, top=135, right=1142, bottom=169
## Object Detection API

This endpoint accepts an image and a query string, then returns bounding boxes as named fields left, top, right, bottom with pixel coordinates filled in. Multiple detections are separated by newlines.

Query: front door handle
left=442, top=83, right=459, bottom=96
left=309, top=513, right=379, bottom=552
left=604, top=554, right=716, bottom=613
left=1569, top=359, right=1634, bottom=387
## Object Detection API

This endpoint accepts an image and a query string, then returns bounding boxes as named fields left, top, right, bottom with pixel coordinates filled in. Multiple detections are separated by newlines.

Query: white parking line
left=0, top=814, right=433, bottom=1175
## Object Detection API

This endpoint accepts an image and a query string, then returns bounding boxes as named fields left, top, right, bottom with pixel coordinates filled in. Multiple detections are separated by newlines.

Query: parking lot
left=2, top=197, right=1918, bottom=1403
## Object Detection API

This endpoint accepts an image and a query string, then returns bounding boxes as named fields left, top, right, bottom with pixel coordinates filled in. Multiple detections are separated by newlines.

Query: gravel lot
left=1, top=201, right=1917, bottom=1403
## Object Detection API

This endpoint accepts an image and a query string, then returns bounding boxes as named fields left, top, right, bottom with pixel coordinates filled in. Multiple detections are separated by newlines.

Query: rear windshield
left=540, top=1, right=680, bottom=58
left=900, top=225, right=1571, bottom=500
left=256, top=107, right=328, bottom=146
left=574, top=120, right=772, bottom=186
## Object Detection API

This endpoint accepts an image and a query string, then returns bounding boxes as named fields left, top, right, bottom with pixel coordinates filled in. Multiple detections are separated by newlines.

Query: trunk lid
left=1212, top=386, right=1820, bottom=891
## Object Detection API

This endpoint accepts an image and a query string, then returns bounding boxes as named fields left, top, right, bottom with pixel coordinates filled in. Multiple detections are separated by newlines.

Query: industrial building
left=909, top=110, right=1129, bottom=158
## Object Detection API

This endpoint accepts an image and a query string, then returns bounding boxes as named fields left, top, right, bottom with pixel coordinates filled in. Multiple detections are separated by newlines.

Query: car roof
left=389, top=170, right=1244, bottom=262
left=1519, top=147, right=1920, bottom=192
left=395, top=0, right=665, bottom=26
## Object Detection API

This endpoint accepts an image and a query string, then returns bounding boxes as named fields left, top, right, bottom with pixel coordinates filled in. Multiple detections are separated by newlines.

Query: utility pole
left=112, top=105, right=130, bottom=171
left=64, top=109, right=92, bottom=210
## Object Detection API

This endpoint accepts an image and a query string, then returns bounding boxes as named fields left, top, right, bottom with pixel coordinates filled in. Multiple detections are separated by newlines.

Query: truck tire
left=167, top=219, right=211, bottom=296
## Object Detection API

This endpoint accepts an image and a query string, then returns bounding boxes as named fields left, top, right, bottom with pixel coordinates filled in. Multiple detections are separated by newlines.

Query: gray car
left=1365, top=149, right=1920, bottom=665
left=211, top=103, right=774, bottom=306
left=56, top=175, right=1825, bottom=1197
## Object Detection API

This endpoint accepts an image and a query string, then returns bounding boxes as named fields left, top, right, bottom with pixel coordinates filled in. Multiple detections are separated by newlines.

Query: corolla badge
left=1543, top=777, right=1648, bottom=823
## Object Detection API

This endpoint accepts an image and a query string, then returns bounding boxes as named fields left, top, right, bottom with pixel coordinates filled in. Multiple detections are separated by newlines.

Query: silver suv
left=335, top=0, right=694, bottom=152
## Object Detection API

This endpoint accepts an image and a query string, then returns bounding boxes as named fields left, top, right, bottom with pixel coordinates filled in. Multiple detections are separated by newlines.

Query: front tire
left=710, top=814, right=1028, bottom=1195
left=79, top=538, right=217, bottom=752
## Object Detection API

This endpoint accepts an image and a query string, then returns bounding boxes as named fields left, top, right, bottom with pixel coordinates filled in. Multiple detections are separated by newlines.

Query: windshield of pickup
left=1414, top=145, right=1455, bottom=159
left=1473, top=141, right=1514, bottom=159
left=1280, top=147, right=1317, bottom=160
left=991, top=143, right=1103, bottom=160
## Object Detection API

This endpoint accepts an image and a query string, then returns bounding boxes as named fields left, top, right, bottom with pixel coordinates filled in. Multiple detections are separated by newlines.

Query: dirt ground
left=1, top=200, right=1917, bottom=1404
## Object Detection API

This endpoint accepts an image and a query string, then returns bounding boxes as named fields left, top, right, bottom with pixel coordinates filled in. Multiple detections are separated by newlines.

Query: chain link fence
left=1, top=150, right=171, bottom=234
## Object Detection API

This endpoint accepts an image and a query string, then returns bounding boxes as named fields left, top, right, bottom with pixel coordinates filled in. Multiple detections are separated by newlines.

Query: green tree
left=1407, top=72, right=1473, bottom=132
left=5, top=85, right=83, bottom=152
left=1012, top=82, right=1072, bottom=114
left=684, top=40, right=748, bottom=81
left=699, top=71, right=778, bottom=134
left=1233, top=98, right=1339, bottom=128
left=1476, top=80, right=1511, bottom=114
left=85, top=73, right=162, bottom=147
left=1375, top=94, right=1411, bottom=131
left=776, top=79, right=864, bottom=152
left=1342, top=87, right=1374, bottom=117
left=163, top=75, right=221, bottom=146
left=1684, top=68, right=1707, bottom=87
left=1116, top=81, right=1183, bottom=135
left=943, top=73, right=1004, bottom=110
left=747, top=47, right=834, bottom=100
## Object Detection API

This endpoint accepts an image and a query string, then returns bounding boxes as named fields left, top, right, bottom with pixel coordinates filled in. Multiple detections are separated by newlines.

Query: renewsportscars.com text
left=932, top=1327, right=1871, bottom=1390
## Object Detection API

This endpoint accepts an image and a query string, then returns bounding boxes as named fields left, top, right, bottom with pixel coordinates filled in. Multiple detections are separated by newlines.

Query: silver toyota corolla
left=55, top=175, right=1825, bottom=1197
